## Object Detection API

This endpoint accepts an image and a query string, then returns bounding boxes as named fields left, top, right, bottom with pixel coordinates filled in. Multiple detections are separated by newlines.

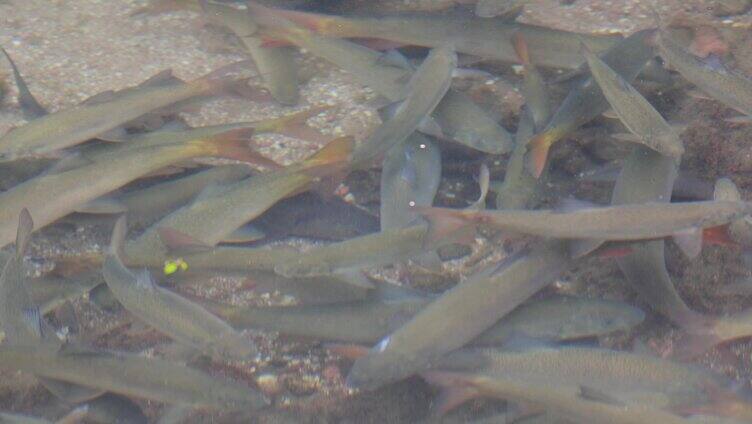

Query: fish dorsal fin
left=221, top=224, right=266, bottom=244
left=109, top=215, right=128, bottom=260
left=376, top=49, right=414, bottom=71
left=157, top=227, right=213, bottom=253
left=299, top=135, right=354, bottom=176
left=0, top=46, right=48, bottom=119
left=15, top=209, right=33, bottom=261
left=578, top=386, right=626, bottom=406
left=135, top=268, right=157, bottom=290
left=672, top=227, right=703, bottom=259
left=138, top=69, right=181, bottom=88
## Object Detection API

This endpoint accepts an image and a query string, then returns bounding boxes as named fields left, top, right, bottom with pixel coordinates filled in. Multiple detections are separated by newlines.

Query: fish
left=27, top=271, right=103, bottom=315
left=512, top=33, right=551, bottom=130
left=345, top=240, right=571, bottom=390
left=0, top=127, right=264, bottom=249
left=583, top=43, right=684, bottom=159
left=526, top=29, right=657, bottom=177
left=380, top=134, right=441, bottom=231
left=95, top=165, right=252, bottom=228
left=675, top=307, right=752, bottom=360
left=0, top=46, right=48, bottom=119
left=200, top=0, right=299, bottom=105
left=103, top=216, right=255, bottom=360
left=123, top=135, right=352, bottom=267
left=249, top=2, right=514, bottom=154
left=246, top=1, right=621, bottom=70
left=0, top=343, right=267, bottom=408
left=418, top=200, right=751, bottom=241
left=712, top=178, right=752, bottom=246
left=424, top=371, right=707, bottom=424
left=0, top=62, right=252, bottom=161
left=349, top=46, right=456, bottom=168
left=253, top=191, right=379, bottom=241
left=200, top=294, right=643, bottom=346
left=657, top=31, right=752, bottom=123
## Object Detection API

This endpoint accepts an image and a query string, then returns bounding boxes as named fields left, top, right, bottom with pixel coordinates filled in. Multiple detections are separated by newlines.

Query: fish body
left=475, top=0, right=527, bottom=18
left=526, top=30, right=657, bottom=177
left=0, top=128, right=258, bottom=249
left=206, top=294, right=643, bottom=346
left=346, top=241, right=571, bottom=390
left=422, top=200, right=751, bottom=240
left=0, top=69, right=232, bottom=160
left=0, top=344, right=265, bottom=408
left=657, top=31, right=752, bottom=120
left=583, top=45, right=684, bottom=159
left=380, top=134, right=441, bottom=231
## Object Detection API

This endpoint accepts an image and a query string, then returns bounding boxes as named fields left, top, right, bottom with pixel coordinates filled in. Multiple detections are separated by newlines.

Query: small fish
left=583, top=44, right=684, bottom=159
left=420, top=200, right=750, bottom=241
left=657, top=31, right=752, bottom=123
left=350, top=46, right=456, bottom=168
left=345, top=241, right=571, bottom=390
left=250, top=6, right=514, bottom=154
left=526, top=30, right=657, bottom=177
left=103, top=217, right=255, bottom=360
left=247, top=1, right=621, bottom=70
left=0, top=127, right=264, bottom=249
left=0, top=46, right=48, bottom=119
left=201, top=294, right=643, bottom=346
left=0, top=62, right=250, bottom=161
left=200, top=1, right=299, bottom=105
left=0, top=343, right=266, bottom=408
left=380, top=134, right=441, bottom=231
left=123, top=135, right=352, bottom=267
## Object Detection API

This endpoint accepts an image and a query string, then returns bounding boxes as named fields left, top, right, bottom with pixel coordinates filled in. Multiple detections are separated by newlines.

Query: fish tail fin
left=511, top=32, right=531, bottom=66
left=525, top=132, right=553, bottom=178
left=192, top=61, right=274, bottom=101
left=269, top=106, right=334, bottom=146
left=247, top=1, right=348, bottom=36
left=417, top=207, right=476, bottom=246
left=703, top=225, right=739, bottom=247
left=300, top=135, right=354, bottom=176
left=202, top=128, right=281, bottom=169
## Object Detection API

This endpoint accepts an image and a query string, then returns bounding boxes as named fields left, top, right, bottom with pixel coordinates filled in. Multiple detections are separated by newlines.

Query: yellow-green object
left=163, top=258, right=188, bottom=276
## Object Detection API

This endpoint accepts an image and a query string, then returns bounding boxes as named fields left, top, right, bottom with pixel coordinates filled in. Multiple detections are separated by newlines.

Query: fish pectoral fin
left=578, top=386, right=626, bottom=406
left=467, top=164, right=490, bottom=210
left=601, top=109, right=619, bottom=119
left=20, top=307, right=43, bottom=341
left=221, top=225, right=266, bottom=244
left=332, top=268, right=375, bottom=290
left=672, top=227, right=703, bottom=259
left=95, top=127, right=130, bottom=143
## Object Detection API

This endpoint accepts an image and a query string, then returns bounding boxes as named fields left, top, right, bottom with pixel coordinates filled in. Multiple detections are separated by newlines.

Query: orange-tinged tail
left=525, top=132, right=553, bottom=178
left=703, top=225, right=739, bottom=248
left=262, top=105, right=334, bottom=146
left=247, top=1, right=348, bottom=37
left=202, top=128, right=280, bottom=169
left=325, top=343, right=369, bottom=360
left=512, top=32, right=531, bottom=66
left=417, top=206, right=477, bottom=247
left=299, top=135, right=354, bottom=175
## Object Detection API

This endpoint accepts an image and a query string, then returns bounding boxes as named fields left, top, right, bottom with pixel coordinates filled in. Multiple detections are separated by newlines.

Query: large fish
left=0, top=343, right=266, bottom=408
left=583, top=44, right=684, bottom=159
left=657, top=31, right=752, bottom=123
left=0, top=127, right=263, bottom=248
left=202, top=294, right=643, bottom=346
left=526, top=30, right=657, bottom=177
left=246, top=1, right=621, bottom=70
left=0, top=62, right=251, bottom=160
left=249, top=6, right=514, bottom=154
left=345, top=241, right=571, bottom=390
left=103, top=217, right=255, bottom=360
left=419, top=200, right=751, bottom=241
left=123, top=135, right=352, bottom=266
